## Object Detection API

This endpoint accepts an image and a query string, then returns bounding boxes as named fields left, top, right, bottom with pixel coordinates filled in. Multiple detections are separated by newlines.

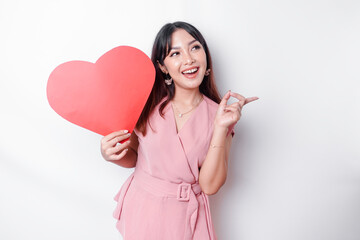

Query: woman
left=101, top=21, right=258, bottom=240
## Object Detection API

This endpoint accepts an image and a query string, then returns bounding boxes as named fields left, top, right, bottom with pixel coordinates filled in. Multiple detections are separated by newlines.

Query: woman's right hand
left=100, top=130, right=132, bottom=161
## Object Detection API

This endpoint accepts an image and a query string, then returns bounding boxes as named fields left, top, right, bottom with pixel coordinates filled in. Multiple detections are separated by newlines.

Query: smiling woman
left=159, top=29, right=208, bottom=93
left=100, top=21, right=258, bottom=240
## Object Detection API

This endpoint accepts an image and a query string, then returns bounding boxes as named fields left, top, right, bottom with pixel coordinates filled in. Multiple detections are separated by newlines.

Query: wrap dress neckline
left=167, top=96, right=205, bottom=135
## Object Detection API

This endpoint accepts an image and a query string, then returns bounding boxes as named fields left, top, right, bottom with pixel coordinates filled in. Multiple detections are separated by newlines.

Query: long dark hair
left=136, top=21, right=221, bottom=135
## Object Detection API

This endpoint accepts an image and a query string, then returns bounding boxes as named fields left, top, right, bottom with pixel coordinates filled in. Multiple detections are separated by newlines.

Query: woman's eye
left=170, top=51, right=179, bottom=57
left=192, top=45, right=201, bottom=51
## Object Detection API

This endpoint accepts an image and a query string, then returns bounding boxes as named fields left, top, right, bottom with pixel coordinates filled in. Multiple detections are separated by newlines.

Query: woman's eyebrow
left=170, top=39, right=198, bottom=51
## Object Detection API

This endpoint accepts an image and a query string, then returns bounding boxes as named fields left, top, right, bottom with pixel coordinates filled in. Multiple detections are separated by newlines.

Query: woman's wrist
left=213, top=124, right=229, bottom=136
left=210, top=124, right=228, bottom=148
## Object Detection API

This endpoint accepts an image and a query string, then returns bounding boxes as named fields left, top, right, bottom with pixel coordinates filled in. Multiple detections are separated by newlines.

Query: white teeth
left=182, top=68, right=198, bottom=74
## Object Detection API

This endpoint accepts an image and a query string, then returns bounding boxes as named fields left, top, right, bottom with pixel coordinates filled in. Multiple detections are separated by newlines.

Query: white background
left=1, top=0, right=359, bottom=239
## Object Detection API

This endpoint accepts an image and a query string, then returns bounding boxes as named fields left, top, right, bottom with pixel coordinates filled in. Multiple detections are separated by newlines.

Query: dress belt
left=132, top=168, right=216, bottom=240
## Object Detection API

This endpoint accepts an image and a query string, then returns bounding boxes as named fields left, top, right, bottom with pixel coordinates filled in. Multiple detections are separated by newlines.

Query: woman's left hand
left=214, top=90, right=259, bottom=130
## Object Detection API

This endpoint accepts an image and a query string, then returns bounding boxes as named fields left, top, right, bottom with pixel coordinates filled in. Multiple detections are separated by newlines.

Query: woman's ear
left=157, top=61, right=168, bottom=74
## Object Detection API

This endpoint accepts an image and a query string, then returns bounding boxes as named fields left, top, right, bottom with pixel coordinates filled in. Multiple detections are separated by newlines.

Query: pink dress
left=113, top=95, right=229, bottom=240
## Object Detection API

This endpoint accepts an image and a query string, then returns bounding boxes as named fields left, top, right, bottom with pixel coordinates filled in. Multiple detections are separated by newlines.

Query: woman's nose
left=183, top=52, right=195, bottom=65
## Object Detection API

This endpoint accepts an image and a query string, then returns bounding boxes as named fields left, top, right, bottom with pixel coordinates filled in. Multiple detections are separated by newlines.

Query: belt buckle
left=177, top=183, right=191, bottom=201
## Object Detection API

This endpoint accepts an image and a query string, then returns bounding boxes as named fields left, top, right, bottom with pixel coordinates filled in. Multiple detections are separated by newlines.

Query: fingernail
left=124, top=130, right=128, bottom=133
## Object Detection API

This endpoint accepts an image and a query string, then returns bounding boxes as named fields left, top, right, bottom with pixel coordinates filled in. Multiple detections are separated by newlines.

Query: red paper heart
left=47, top=46, right=155, bottom=136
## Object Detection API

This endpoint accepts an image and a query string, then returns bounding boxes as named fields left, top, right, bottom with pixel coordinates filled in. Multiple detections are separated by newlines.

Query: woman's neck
left=172, top=88, right=203, bottom=107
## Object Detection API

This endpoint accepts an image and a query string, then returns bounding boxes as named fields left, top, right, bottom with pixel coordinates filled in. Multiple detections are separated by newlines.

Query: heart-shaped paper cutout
left=47, top=46, right=155, bottom=136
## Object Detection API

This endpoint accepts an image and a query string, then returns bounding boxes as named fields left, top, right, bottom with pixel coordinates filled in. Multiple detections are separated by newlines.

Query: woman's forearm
left=199, top=126, right=232, bottom=195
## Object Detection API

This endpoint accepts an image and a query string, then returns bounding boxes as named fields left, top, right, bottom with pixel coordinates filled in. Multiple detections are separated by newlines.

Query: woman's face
left=159, top=29, right=207, bottom=91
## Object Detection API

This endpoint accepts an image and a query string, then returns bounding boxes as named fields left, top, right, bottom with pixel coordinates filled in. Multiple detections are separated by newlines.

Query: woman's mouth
left=182, top=67, right=199, bottom=79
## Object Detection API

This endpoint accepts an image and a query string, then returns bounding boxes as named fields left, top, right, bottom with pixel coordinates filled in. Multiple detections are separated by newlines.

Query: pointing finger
left=244, top=97, right=259, bottom=105
left=229, top=91, right=246, bottom=101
